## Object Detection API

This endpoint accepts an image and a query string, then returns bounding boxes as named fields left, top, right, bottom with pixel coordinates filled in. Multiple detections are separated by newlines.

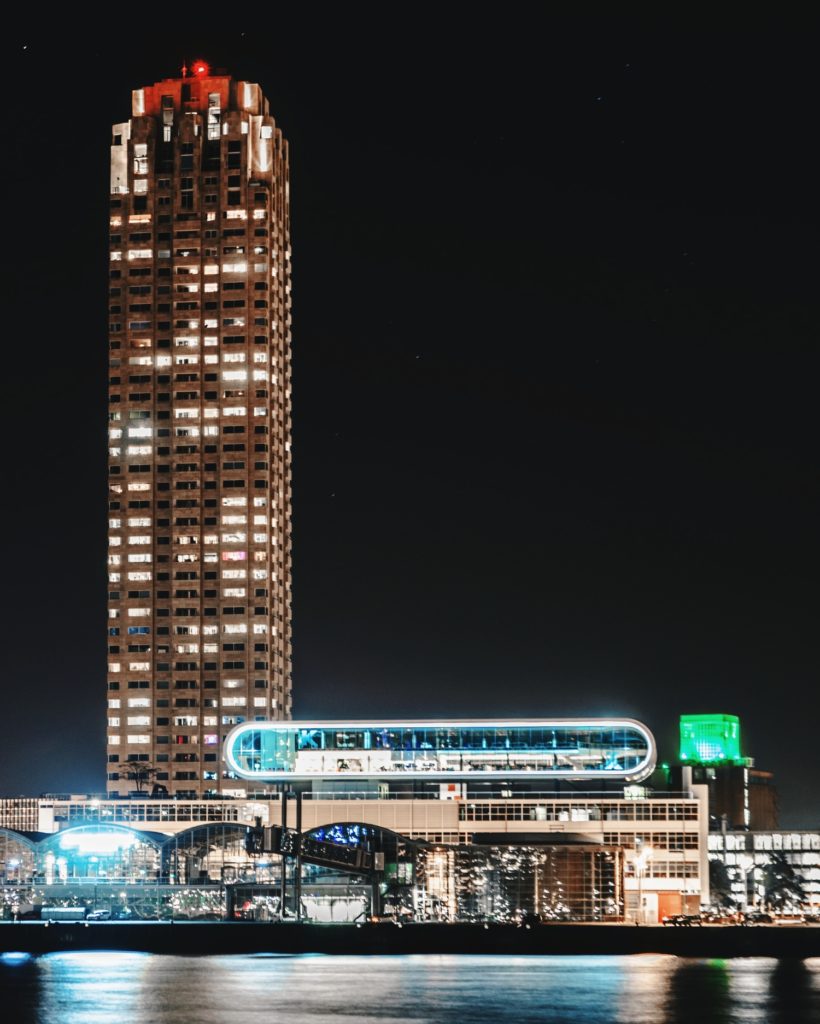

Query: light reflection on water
left=1, top=953, right=820, bottom=1023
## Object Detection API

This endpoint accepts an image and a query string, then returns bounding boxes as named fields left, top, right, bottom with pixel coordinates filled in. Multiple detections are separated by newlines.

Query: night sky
left=2, top=15, right=818, bottom=825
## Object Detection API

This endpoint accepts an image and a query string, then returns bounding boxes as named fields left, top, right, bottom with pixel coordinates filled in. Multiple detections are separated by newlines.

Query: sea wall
left=3, top=922, right=820, bottom=957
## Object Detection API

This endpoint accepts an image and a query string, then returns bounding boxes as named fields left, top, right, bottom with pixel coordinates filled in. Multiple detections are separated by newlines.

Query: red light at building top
left=193, top=60, right=210, bottom=77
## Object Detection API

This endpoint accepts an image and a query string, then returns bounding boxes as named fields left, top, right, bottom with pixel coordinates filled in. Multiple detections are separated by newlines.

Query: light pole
left=635, top=843, right=653, bottom=925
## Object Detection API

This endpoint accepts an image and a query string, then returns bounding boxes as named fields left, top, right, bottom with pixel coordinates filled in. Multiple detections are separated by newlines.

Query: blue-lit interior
left=224, top=720, right=655, bottom=782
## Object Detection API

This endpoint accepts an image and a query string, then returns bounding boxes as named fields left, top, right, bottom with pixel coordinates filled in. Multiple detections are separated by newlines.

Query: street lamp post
left=635, top=843, right=653, bottom=925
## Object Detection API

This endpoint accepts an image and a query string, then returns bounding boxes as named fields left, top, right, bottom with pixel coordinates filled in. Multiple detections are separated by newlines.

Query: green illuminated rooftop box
left=679, top=713, right=742, bottom=765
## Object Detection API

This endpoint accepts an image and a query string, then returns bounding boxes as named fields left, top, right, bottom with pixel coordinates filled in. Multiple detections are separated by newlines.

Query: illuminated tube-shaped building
left=224, top=719, right=657, bottom=784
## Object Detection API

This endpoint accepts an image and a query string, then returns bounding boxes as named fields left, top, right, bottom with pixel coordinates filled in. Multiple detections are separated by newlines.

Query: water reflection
left=1, top=952, right=820, bottom=1023
left=768, top=959, right=818, bottom=1024
left=664, top=959, right=734, bottom=1024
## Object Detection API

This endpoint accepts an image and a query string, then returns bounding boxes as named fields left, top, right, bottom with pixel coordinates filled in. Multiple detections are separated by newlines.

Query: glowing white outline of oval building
left=223, top=718, right=657, bottom=784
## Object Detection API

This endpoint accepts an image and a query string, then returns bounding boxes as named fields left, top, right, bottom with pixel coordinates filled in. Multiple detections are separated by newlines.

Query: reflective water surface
left=2, top=952, right=820, bottom=1023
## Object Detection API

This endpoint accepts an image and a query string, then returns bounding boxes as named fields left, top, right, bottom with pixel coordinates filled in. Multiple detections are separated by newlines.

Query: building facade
left=0, top=789, right=706, bottom=924
left=0, top=719, right=711, bottom=923
left=708, top=830, right=820, bottom=912
left=106, top=63, right=292, bottom=799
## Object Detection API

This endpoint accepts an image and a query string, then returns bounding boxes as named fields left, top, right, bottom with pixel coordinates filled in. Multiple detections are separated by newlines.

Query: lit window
left=222, top=697, right=246, bottom=707
left=127, top=571, right=152, bottom=581
left=109, top=735, right=121, bottom=745
left=222, top=551, right=247, bottom=561
left=222, top=569, right=246, bottom=580
left=222, top=497, right=247, bottom=507
left=222, top=352, right=246, bottom=364
left=204, top=734, right=219, bottom=745
left=222, top=532, right=246, bottom=543
left=223, top=407, right=246, bottom=416
left=108, top=663, right=121, bottom=673
left=223, top=370, right=247, bottom=382
left=128, top=553, right=153, bottom=563
left=222, top=263, right=248, bottom=274
left=222, top=516, right=247, bottom=525
left=127, top=608, right=151, bottom=618
left=253, top=697, right=267, bottom=707
left=133, top=144, right=148, bottom=175
left=223, top=624, right=247, bottom=634
left=129, top=535, right=152, bottom=545
left=223, top=587, right=246, bottom=598
left=128, top=249, right=153, bottom=260
left=128, top=698, right=151, bottom=708
left=126, top=734, right=151, bottom=744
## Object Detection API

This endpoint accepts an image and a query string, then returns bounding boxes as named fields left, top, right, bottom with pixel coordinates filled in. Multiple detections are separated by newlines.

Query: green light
left=679, top=714, right=743, bottom=765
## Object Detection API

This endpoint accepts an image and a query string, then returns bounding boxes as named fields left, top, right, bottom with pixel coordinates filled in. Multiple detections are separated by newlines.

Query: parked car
left=86, top=910, right=112, bottom=921
left=662, top=914, right=702, bottom=927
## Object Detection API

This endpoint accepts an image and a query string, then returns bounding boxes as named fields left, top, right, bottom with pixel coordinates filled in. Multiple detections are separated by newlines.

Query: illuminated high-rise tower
left=106, top=63, right=292, bottom=798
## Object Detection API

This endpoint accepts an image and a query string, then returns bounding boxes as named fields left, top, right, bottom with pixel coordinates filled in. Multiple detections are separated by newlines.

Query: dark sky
left=1, top=15, right=818, bottom=825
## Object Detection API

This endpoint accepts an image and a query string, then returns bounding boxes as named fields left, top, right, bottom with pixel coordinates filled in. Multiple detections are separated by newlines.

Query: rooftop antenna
left=181, top=60, right=189, bottom=78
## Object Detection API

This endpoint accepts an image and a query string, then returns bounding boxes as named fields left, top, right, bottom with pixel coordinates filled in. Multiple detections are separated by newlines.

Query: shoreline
left=3, top=922, right=820, bottom=957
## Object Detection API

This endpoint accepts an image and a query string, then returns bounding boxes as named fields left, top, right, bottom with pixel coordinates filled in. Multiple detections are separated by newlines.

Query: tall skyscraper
left=106, top=63, right=292, bottom=798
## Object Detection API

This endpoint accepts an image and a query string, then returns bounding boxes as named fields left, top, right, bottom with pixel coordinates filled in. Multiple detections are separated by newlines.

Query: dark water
left=2, top=952, right=820, bottom=1023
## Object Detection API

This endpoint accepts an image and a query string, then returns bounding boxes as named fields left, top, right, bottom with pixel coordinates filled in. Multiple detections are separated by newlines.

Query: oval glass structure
left=224, top=719, right=656, bottom=784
